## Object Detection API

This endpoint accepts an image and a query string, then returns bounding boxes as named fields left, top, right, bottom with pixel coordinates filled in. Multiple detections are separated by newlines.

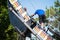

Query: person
left=31, top=9, right=46, bottom=29
left=24, top=7, right=27, bottom=11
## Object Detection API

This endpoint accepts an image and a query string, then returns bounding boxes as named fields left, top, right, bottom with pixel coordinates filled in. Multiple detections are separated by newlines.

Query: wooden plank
left=33, top=26, right=52, bottom=40
left=10, top=0, right=30, bottom=22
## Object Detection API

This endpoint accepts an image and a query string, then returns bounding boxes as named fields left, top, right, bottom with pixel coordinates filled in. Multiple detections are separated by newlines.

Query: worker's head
left=38, top=9, right=45, bottom=14
left=24, top=7, right=27, bottom=11
left=35, top=9, right=45, bottom=15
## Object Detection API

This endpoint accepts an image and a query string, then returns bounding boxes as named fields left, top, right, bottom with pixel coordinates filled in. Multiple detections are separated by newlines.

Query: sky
left=18, top=0, right=56, bottom=18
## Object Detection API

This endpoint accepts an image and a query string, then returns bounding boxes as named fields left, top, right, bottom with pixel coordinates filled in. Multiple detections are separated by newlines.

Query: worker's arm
left=30, top=14, right=35, bottom=17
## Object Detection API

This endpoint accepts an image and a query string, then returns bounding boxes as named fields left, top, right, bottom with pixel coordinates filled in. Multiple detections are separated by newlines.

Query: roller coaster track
left=8, top=0, right=53, bottom=40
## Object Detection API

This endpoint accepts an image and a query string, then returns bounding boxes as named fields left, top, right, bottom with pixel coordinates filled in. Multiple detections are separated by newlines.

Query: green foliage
left=54, top=0, right=60, bottom=21
left=5, top=25, right=17, bottom=40
left=45, top=0, right=60, bottom=39
left=0, top=0, right=17, bottom=40
left=45, top=9, right=49, bottom=18
left=54, top=0, right=60, bottom=7
left=45, top=7, right=56, bottom=18
left=0, top=0, right=7, bottom=7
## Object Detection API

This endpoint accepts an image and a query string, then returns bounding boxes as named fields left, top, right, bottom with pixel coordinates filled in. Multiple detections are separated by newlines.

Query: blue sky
left=18, top=0, right=56, bottom=18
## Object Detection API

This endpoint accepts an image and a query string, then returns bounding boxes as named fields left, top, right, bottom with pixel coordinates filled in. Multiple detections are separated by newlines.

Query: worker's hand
left=30, top=14, right=35, bottom=18
left=29, top=15, right=33, bottom=18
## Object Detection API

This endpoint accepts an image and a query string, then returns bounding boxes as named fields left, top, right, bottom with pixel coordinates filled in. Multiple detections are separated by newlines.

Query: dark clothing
left=24, top=28, right=31, bottom=38
left=39, top=15, right=46, bottom=24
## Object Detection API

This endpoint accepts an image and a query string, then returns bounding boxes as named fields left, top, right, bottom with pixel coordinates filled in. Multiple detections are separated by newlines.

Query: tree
left=54, top=0, right=60, bottom=21
left=54, top=0, right=60, bottom=7
left=0, top=0, right=17, bottom=40
left=45, top=0, right=60, bottom=39
left=45, top=6, right=56, bottom=18
left=45, top=9, right=49, bottom=18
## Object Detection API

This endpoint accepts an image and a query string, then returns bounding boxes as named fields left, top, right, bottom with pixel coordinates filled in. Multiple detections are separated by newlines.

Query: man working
left=31, top=9, right=46, bottom=29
